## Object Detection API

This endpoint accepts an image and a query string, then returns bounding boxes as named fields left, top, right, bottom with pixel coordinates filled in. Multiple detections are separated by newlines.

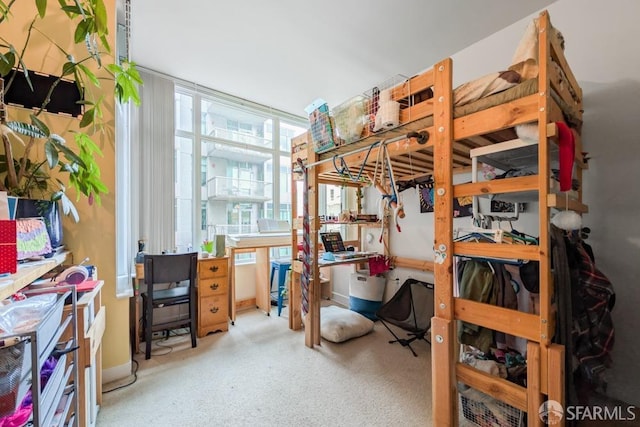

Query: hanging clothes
left=553, top=225, right=616, bottom=402
left=570, top=239, right=616, bottom=394
left=551, top=224, right=577, bottom=406
left=457, top=260, right=497, bottom=353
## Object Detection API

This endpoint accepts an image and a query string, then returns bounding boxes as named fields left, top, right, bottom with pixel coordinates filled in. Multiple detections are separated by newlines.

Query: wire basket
left=363, top=74, right=409, bottom=134
left=459, top=386, right=525, bottom=427
left=331, top=95, right=367, bottom=145
left=0, top=339, right=29, bottom=418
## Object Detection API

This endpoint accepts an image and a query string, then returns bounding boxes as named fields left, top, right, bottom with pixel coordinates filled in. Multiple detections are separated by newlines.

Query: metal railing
left=206, top=176, right=272, bottom=200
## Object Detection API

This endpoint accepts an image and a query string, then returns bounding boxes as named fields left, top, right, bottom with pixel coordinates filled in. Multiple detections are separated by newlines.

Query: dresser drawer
left=199, top=277, right=228, bottom=297
left=198, top=258, right=228, bottom=279
left=199, top=295, right=228, bottom=326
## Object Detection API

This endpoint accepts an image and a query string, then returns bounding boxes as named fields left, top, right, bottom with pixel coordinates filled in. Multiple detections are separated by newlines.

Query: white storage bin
left=349, top=270, right=386, bottom=320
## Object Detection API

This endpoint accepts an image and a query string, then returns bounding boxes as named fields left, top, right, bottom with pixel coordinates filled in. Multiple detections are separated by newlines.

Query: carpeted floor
left=97, top=305, right=433, bottom=427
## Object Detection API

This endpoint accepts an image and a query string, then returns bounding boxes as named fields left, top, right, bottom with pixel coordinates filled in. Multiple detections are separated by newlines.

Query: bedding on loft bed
left=310, top=15, right=581, bottom=182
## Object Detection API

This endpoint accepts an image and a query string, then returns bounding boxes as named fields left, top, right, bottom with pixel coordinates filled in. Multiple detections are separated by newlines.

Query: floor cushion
left=320, top=305, right=374, bottom=343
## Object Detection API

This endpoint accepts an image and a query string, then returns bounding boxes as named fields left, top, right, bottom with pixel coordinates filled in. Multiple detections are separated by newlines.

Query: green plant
left=0, top=0, right=142, bottom=221
left=200, top=240, right=214, bottom=253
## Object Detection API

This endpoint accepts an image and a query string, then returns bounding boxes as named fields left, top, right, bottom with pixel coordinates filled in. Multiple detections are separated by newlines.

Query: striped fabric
left=297, top=158, right=310, bottom=315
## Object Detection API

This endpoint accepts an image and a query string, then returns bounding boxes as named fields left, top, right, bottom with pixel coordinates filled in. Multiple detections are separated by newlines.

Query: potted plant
left=200, top=239, right=214, bottom=256
left=0, top=0, right=142, bottom=221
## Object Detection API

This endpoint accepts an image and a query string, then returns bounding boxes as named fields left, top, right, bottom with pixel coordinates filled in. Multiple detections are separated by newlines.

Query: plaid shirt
left=571, top=242, right=616, bottom=390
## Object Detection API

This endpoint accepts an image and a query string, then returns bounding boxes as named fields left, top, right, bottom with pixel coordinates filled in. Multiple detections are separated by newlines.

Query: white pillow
left=319, top=305, right=374, bottom=343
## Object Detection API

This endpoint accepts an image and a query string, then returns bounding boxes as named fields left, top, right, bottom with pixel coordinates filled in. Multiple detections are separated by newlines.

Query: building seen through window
left=175, top=89, right=306, bottom=262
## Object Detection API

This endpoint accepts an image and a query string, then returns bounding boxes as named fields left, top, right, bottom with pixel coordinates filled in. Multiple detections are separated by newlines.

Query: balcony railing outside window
left=206, top=126, right=272, bottom=149
left=207, top=176, right=273, bottom=201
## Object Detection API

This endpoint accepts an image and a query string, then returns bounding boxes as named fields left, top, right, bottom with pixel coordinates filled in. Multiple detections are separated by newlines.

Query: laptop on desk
left=320, top=231, right=365, bottom=260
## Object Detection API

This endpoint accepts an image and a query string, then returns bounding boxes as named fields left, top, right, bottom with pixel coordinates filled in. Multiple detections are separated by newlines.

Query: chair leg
left=190, top=301, right=197, bottom=348
left=379, top=320, right=422, bottom=357
left=144, top=303, right=152, bottom=360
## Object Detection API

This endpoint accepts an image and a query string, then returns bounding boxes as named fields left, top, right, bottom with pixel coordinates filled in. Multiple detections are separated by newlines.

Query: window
left=201, top=201, right=207, bottom=231
left=200, top=158, right=207, bottom=186
left=175, top=93, right=193, bottom=132
left=175, top=86, right=306, bottom=263
left=175, top=136, right=193, bottom=252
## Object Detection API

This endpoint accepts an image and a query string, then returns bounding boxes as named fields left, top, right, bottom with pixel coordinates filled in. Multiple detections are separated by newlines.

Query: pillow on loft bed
left=318, top=305, right=374, bottom=343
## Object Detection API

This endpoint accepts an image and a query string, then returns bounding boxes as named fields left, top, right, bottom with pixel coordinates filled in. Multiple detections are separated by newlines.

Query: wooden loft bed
left=290, top=9, right=584, bottom=425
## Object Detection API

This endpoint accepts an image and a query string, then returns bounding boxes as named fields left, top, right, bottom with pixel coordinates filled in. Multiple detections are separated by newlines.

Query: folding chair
left=375, top=278, right=434, bottom=357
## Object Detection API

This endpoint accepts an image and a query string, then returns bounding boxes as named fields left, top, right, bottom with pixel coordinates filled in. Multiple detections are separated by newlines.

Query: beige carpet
left=98, top=305, right=433, bottom=427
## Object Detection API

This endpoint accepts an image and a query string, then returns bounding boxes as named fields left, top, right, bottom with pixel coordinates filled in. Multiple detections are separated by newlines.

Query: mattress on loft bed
left=318, top=77, right=579, bottom=161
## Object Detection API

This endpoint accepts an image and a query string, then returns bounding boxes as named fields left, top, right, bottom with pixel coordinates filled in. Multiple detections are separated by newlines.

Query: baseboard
left=331, top=292, right=349, bottom=307
left=236, top=298, right=257, bottom=311
left=102, top=361, right=132, bottom=385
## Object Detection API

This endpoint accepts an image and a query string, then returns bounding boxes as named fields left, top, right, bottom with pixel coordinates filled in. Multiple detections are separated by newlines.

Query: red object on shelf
left=0, top=219, right=17, bottom=274
left=75, top=280, right=101, bottom=293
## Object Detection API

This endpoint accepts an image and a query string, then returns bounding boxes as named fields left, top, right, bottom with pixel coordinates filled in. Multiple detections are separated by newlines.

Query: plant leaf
left=99, top=34, right=110, bottom=54
left=74, top=18, right=91, bottom=44
left=62, top=61, right=76, bottom=76
left=44, top=139, right=59, bottom=168
left=6, top=121, right=47, bottom=138
left=49, top=133, right=65, bottom=144
left=36, top=0, right=47, bottom=18
left=56, top=143, right=87, bottom=169
left=61, top=4, right=85, bottom=16
left=77, top=63, right=99, bottom=86
left=59, top=192, right=79, bottom=222
left=30, top=114, right=50, bottom=136
left=17, top=57, right=33, bottom=91
left=94, top=0, right=108, bottom=35
left=0, top=51, right=15, bottom=76
left=79, top=107, right=95, bottom=128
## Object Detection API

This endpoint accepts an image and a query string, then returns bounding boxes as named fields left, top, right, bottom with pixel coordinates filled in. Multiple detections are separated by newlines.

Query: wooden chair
left=142, top=253, right=198, bottom=359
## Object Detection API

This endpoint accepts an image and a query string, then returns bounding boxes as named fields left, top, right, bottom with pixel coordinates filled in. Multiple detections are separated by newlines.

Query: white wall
left=368, top=0, right=640, bottom=406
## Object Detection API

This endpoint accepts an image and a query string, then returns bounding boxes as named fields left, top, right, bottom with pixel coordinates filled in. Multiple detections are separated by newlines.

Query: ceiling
left=128, top=0, right=555, bottom=118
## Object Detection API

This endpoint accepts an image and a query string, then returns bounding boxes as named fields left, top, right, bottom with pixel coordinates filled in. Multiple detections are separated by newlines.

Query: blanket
left=453, top=70, right=521, bottom=107
left=509, top=17, right=564, bottom=81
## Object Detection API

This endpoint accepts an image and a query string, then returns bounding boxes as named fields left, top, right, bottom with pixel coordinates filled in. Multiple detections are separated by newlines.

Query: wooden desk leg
left=289, top=270, right=302, bottom=330
left=229, top=249, right=236, bottom=325
left=255, top=247, right=270, bottom=315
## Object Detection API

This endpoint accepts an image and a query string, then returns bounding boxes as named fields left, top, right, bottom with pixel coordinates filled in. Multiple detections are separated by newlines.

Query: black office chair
left=141, top=253, right=198, bottom=360
left=375, top=278, right=434, bottom=357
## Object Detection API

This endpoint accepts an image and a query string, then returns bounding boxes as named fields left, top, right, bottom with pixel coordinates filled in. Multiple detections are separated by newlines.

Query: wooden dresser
left=197, top=256, right=229, bottom=337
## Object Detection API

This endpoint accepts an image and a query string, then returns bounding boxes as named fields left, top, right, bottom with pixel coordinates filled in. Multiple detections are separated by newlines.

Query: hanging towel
left=556, top=121, right=575, bottom=191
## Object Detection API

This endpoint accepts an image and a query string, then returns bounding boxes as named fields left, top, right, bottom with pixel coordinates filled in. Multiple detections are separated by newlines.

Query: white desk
left=226, top=233, right=291, bottom=323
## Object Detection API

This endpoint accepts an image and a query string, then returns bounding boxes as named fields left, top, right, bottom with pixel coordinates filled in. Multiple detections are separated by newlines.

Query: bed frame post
left=304, top=147, right=321, bottom=347
left=431, top=57, right=457, bottom=426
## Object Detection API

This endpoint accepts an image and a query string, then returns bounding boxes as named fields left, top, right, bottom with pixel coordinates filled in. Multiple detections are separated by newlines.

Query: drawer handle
left=210, top=283, right=219, bottom=291
left=210, top=307, right=219, bottom=314
left=209, top=266, right=219, bottom=272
